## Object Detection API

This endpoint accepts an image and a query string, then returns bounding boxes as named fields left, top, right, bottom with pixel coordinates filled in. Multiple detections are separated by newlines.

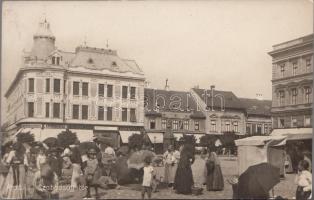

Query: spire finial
left=83, top=35, right=87, bottom=47
left=106, top=39, right=109, bottom=49
left=165, top=78, right=169, bottom=90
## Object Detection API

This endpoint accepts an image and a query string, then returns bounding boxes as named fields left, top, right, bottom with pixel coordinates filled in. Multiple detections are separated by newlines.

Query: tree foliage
left=128, top=133, right=151, bottom=151
left=57, top=129, right=78, bottom=148
left=17, top=132, right=35, bottom=144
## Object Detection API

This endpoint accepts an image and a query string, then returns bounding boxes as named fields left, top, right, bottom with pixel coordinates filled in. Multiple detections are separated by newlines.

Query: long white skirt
left=71, top=163, right=82, bottom=189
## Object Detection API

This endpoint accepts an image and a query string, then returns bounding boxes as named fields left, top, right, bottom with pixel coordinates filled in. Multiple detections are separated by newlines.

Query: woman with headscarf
left=205, top=147, right=224, bottom=191
left=173, top=144, right=195, bottom=194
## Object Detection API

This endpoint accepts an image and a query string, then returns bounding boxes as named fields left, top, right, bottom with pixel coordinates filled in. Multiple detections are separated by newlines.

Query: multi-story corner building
left=144, top=88, right=206, bottom=152
left=239, top=98, right=272, bottom=135
left=4, top=19, right=145, bottom=147
left=190, top=86, right=247, bottom=136
left=268, top=34, right=313, bottom=143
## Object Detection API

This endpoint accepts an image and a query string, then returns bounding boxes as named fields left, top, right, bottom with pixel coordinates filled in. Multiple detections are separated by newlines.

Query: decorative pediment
left=209, top=114, right=218, bottom=118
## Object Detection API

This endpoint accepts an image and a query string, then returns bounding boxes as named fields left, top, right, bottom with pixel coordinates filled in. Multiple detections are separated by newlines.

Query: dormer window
left=87, top=58, right=94, bottom=64
left=52, top=56, right=60, bottom=65
left=112, top=61, right=117, bottom=67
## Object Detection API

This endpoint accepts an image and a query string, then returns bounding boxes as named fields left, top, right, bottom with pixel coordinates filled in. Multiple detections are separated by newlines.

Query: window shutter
left=68, top=81, right=72, bottom=95
left=36, top=97, right=42, bottom=116
left=115, top=85, right=121, bottom=98
left=91, top=101, right=96, bottom=118
left=37, top=79, right=43, bottom=93
left=91, top=83, right=97, bottom=97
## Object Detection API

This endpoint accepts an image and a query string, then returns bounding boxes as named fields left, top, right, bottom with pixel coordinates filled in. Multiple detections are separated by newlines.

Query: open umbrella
left=43, top=137, right=58, bottom=148
left=237, top=162, right=280, bottom=199
left=78, top=142, right=100, bottom=155
left=127, top=150, right=156, bottom=170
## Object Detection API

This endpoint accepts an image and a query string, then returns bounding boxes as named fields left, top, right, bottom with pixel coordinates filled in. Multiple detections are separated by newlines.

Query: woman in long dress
left=2, top=142, right=29, bottom=199
left=173, top=144, right=195, bottom=194
left=205, top=149, right=224, bottom=191
left=163, top=145, right=178, bottom=187
left=0, top=145, right=11, bottom=198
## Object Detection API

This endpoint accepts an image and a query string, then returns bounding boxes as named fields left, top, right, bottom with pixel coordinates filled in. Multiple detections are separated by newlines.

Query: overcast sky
left=1, top=0, right=313, bottom=123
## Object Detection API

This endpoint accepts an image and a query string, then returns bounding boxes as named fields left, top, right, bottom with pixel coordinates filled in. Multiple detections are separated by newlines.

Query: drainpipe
left=210, top=85, right=215, bottom=111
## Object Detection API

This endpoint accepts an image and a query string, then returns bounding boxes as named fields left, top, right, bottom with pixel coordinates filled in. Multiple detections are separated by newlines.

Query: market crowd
left=0, top=136, right=311, bottom=200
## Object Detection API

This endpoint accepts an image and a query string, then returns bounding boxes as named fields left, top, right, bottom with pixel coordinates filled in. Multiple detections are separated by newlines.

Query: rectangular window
left=225, top=121, right=231, bottom=132
left=150, top=119, right=156, bottom=129
left=305, top=87, right=312, bottom=103
left=73, top=105, right=79, bottom=119
left=82, top=105, right=88, bottom=120
left=305, top=116, right=311, bottom=127
left=82, top=82, right=89, bottom=96
left=194, top=121, right=199, bottom=131
left=98, top=106, right=104, bottom=120
left=130, top=87, right=136, bottom=99
left=73, top=82, right=80, bottom=95
left=291, top=88, right=297, bottom=105
left=257, top=124, right=262, bottom=134
left=280, top=64, right=285, bottom=77
left=45, top=103, right=50, bottom=118
left=291, top=118, right=297, bottom=127
left=28, top=78, right=34, bottom=93
left=172, top=120, right=179, bottom=130
left=306, top=58, right=312, bottom=71
left=98, top=84, right=104, bottom=97
left=107, top=107, right=112, bottom=121
left=161, top=119, right=167, bottom=130
left=264, top=124, right=268, bottom=135
left=279, top=91, right=285, bottom=106
left=53, top=103, right=60, bottom=118
left=179, top=120, right=184, bottom=130
left=292, top=62, right=298, bottom=76
left=183, top=120, right=189, bottom=130
left=107, top=85, right=113, bottom=98
left=122, top=86, right=128, bottom=99
left=63, top=80, right=66, bottom=94
left=56, top=57, right=60, bottom=65
left=279, top=118, right=285, bottom=128
left=28, top=102, right=34, bottom=117
left=211, top=120, right=216, bottom=132
left=53, top=79, right=61, bottom=93
left=45, top=78, right=50, bottom=93
left=130, top=108, right=136, bottom=122
left=233, top=121, right=238, bottom=132
left=122, top=108, right=128, bottom=122
left=246, top=124, right=251, bottom=135
left=52, top=57, right=55, bottom=65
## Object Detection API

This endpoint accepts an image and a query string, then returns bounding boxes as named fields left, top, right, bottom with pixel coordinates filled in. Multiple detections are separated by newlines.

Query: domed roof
left=33, top=19, right=55, bottom=40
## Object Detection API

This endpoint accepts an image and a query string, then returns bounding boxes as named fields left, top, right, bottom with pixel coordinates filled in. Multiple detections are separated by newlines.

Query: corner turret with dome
left=3, top=19, right=146, bottom=148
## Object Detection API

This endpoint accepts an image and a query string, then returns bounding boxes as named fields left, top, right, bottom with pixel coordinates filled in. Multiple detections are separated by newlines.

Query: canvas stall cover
left=235, top=136, right=286, bottom=175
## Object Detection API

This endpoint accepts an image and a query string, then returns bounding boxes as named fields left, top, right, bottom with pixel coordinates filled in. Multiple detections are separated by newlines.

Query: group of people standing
left=162, top=144, right=224, bottom=195
left=0, top=139, right=118, bottom=199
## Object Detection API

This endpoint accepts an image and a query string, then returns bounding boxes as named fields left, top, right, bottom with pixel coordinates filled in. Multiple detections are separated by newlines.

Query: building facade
left=190, top=87, right=247, bottom=136
left=269, top=34, right=313, bottom=131
left=4, top=19, right=145, bottom=146
left=239, top=98, right=272, bottom=135
left=144, top=88, right=206, bottom=151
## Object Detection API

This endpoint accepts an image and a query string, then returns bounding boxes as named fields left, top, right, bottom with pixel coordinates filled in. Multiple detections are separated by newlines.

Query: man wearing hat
left=83, top=148, right=101, bottom=199
left=47, top=148, right=62, bottom=178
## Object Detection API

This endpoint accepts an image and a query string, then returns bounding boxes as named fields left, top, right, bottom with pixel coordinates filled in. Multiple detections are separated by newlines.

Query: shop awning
left=70, top=129, right=94, bottom=142
left=235, top=136, right=286, bottom=146
left=173, top=133, right=183, bottom=140
left=270, top=128, right=312, bottom=140
left=120, top=131, right=141, bottom=143
left=186, top=134, right=205, bottom=143
left=147, top=133, right=163, bottom=143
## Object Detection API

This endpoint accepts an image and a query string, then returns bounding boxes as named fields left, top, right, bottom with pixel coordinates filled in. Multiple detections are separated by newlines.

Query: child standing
left=83, top=148, right=101, bottom=199
left=295, top=160, right=312, bottom=200
left=141, top=156, right=155, bottom=199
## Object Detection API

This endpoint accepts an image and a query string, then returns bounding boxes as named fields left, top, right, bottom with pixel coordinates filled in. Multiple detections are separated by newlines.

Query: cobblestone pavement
left=57, top=156, right=296, bottom=199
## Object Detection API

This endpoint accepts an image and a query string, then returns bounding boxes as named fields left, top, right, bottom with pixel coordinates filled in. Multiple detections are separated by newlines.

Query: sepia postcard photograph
left=0, top=0, right=313, bottom=199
